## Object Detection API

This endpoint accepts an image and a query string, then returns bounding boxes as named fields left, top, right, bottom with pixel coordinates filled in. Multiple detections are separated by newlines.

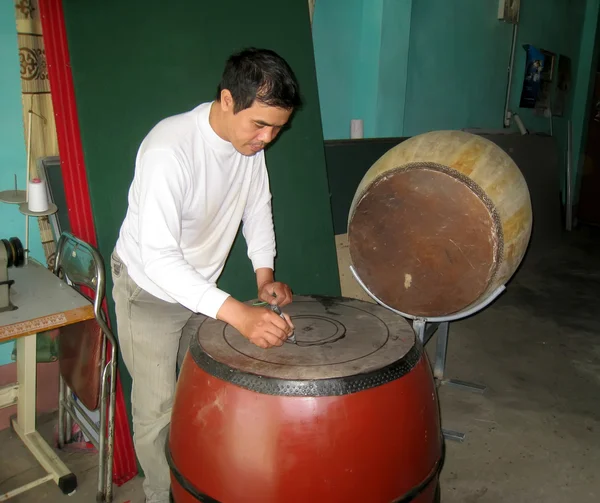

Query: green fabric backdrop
left=62, top=0, right=340, bottom=445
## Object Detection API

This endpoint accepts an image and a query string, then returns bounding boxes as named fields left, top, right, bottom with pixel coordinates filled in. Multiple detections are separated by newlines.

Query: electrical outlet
left=498, top=0, right=520, bottom=24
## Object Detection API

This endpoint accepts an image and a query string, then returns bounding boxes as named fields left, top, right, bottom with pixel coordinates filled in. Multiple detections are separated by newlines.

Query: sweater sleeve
left=242, top=153, right=276, bottom=271
left=137, top=149, right=230, bottom=318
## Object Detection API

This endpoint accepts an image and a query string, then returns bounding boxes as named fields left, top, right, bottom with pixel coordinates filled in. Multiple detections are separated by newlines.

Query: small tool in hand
left=270, top=303, right=296, bottom=344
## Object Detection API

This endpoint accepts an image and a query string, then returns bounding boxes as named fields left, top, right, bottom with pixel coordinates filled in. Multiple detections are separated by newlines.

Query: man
left=110, top=47, right=299, bottom=503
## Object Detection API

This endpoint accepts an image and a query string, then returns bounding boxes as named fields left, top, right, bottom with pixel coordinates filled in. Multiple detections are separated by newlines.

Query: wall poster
left=519, top=44, right=547, bottom=109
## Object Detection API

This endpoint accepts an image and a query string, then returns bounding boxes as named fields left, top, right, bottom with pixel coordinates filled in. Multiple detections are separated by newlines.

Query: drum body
left=348, top=130, right=533, bottom=318
left=168, top=296, right=443, bottom=503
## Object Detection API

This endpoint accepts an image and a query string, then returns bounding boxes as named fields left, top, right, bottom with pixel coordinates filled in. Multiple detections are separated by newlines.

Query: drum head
left=192, top=296, right=416, bottom=383
left=348, top=164, right=502, bottom=317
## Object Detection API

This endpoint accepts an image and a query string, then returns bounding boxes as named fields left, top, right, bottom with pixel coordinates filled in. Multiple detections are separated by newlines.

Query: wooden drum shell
left=348, top=130, right=533, bottom=318
left=168, top=344, right=443, bottom=503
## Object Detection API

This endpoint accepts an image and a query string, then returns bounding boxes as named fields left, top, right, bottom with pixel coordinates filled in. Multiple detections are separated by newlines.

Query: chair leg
left=65, top=387, right=73, bottom=444
left=58, top=375, right=66, bottom=448
left=97, top=366, right=108, bottom=503
left=105, top=358, right=117, bottom=503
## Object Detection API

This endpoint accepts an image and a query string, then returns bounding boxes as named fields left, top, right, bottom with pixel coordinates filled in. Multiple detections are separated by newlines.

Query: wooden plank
left=0, top=305, right=94, bottom=342
left=0, top=474, right=54, bottom=501
left=11, top=420, right=74, bottom=486
left=0, top=383, right=18, bottom=409
left=0, top=259, right=94, bottom=341
left=16, top=335, right=36, bottom=435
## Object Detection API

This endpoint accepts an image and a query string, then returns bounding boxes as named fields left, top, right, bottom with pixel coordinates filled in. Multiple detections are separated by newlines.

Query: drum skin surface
left=348, top=130, right=533, bottom=318
left=168, top=296, right=443, bottom=503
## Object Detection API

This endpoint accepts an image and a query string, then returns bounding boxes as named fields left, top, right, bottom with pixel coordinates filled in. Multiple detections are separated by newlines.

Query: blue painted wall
left=314, top=0, right=587, bottom=138
left=571, top=0, right=600, bottom=198
left=507, top=0, right=585, bottom=134
left=353, top=0, right=384, bottom=138
left=0, top=4, right=45, bottom=365
left=313, top=0, right=413, bottom=139
left=313, top=0, right=596, bottom=198
left=403, top=0, right=513, bottom=136
left=404, top=0, right=589, bottom=198
left=313, top=0, right=364, bottom=139
left=407, top=0, right=586, bottom=137
left=377, top=0, right=412, bottom=138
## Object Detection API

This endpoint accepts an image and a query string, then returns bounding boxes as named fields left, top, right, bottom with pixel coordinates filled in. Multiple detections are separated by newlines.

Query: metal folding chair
left=53, top=232, right=118, bottom=502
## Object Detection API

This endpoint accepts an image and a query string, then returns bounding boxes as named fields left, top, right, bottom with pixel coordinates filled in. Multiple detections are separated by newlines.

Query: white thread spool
left=350, top=119, right=364, bottom=139
left=27, top=178, right=49, bottom=213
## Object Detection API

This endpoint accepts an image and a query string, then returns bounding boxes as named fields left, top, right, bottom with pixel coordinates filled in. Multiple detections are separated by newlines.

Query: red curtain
left=38, top=0, right=138, bottom=486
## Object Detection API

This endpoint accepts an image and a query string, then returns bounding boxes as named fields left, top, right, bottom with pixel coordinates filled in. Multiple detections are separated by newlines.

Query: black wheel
left=1, top=237, right=24, bottom=267
left=10, top=237, right=24, bottom=267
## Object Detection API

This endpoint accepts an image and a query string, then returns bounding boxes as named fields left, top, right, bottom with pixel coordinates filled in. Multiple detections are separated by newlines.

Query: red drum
left=168, top=296, right=443, bottom=503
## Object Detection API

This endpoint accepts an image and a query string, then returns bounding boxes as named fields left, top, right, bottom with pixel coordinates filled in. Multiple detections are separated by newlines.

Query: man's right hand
left=216, top=297, right=294, bottom=349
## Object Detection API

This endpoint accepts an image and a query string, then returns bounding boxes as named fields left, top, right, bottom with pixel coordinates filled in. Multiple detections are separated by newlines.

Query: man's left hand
left=258, top=281, right=293, bottom=307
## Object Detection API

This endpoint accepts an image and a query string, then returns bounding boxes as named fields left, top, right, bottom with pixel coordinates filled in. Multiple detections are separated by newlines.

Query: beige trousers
left=110, top=251, right=205, bottom=503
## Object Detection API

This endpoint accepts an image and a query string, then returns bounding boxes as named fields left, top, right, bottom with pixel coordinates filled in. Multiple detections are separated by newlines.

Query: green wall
left=313, top=0, right=595, bottom=200
left=403, top=0, right=512, bottom=136
left=61, top=0, right=340, bottom=424
left=353, top=0, right=384, bottom=138
left=405, top=0, right=588, bottom=197
left=377, top=0, right=413, bottom=138
left=313, top=0, right=413, bottom=139
left=0, top=4, right=44, bottom=365
left=312, top=0, right=364, bottom=139
left=506, top=0, right=585, bottom=135
left=314, top=0, right=587, bottom=138
left=571, top=0, right=600, bottom=199
left=407, top=0, right=586, bottom=138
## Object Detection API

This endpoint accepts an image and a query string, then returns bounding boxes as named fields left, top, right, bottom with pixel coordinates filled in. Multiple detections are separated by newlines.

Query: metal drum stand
left=351, top=265, right=506, bottom=442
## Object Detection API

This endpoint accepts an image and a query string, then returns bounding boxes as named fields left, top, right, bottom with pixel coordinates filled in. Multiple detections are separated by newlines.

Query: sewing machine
left=0, top=237, right=24, bottom=312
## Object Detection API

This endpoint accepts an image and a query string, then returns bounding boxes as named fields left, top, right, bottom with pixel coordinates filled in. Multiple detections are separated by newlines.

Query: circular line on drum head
left=193, top=296, right=416, bottom=382
left=221, top=304, right=390, bottom=368
left=291, top=315, right=347, bottom=347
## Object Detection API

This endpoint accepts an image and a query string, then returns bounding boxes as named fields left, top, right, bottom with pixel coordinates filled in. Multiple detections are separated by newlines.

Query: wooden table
left=0, top=259, right=95, bottom=500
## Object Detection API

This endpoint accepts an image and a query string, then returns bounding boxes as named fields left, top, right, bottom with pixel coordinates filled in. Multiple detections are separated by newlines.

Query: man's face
left=219, top=90, right=293, bottom=156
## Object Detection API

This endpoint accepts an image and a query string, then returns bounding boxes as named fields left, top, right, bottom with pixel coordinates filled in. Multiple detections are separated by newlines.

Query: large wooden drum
left=348, top=130, right=533, bottom=318
left=168, top=296, right=443, bottom=502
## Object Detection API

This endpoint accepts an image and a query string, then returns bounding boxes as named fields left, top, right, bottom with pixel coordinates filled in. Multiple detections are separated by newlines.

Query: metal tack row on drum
left=167, top=130, right=532, bottom=503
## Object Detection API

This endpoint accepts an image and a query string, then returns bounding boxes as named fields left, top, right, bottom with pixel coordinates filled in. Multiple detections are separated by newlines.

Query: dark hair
left=216, top=47, right=302, bottom=113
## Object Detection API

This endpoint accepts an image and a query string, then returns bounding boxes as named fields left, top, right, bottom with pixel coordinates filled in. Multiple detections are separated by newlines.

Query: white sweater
left=115, top=102, right=276, bottom=319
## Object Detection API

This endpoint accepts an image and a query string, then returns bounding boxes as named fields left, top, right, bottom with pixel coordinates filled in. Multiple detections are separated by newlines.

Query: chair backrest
left=53, top=232, right=113, bottom=411
left=54, top=232, right=105, bottom=308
